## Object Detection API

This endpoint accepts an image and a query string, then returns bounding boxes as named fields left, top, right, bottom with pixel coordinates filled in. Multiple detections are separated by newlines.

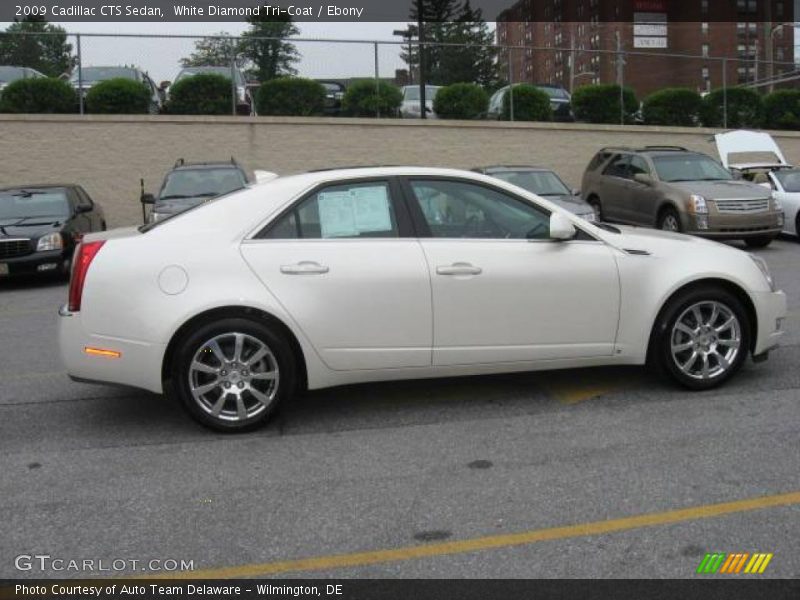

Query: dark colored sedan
left=0, top=185, right=106, bottom=279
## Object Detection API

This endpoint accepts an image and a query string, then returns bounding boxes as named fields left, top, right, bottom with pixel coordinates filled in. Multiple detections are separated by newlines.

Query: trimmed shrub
left=571, top=84, right=638, bottom=124
left=256, top=77, right=326, bottom=116
left=433, top=83, right=488, bottom=119
left=167, top=73, right=231, bottom=115
left=342, top=80, right=402, bottom=117
left=642, top=88, right=702, bottom=126
left=0, top=77, right=75, bottom=113
left=501, top=84, right=552, bottom=121
left=763, top=89, right=800, bottom=130
left=85, top=78, right=152, bottom=114
left=700, top=87, right=763, bottom=128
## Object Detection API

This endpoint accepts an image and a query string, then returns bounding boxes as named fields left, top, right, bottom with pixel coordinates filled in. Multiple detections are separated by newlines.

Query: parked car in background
left=318, top=80, right=346, bottom=115
left=58, top=166, right=786, bottom=431
left=714, top=129, right=800, bottom=240
left=472, top=165, right=596, bottom=222
left=582, top=146, right=783, bottom=247
left=69, top=66, right=163, bottom=114
left=399, top=85, right=440, bottom=118
left=169, top=66, right=252, bottom=115
left=0, top=184, right=105, bottom=279
left=487, top=84, right=573, bottom=121
left=0, top=66, right=46, bottom=92
left=141, top=158, right=249, bottom=224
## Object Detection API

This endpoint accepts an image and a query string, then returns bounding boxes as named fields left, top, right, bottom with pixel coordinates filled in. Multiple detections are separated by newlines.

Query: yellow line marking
left=758, top=554, right=773, bottom=573
left=150, top=490, right=800, bottom=580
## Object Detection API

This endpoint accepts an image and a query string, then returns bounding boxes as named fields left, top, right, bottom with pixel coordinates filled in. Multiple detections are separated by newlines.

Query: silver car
left=399, top=85, right=440, bottom=119
left=473, top=166, right=596, bottom=222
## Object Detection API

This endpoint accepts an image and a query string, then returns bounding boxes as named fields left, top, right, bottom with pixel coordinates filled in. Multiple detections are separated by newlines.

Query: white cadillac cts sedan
left=59, top=167, right=787, bottom=431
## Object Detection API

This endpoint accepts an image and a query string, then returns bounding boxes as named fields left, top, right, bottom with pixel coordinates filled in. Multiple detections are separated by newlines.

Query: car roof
left=598, top=145, right=693, bottom=155
left=475, top=165, right=552, bottom=173
left=0, top=184, right=74, bottom=192
left=171, top=163, right=244, bottom=172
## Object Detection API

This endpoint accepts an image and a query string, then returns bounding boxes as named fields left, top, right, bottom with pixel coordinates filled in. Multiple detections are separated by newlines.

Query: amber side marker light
left=84, top=347, right=121, bottom=359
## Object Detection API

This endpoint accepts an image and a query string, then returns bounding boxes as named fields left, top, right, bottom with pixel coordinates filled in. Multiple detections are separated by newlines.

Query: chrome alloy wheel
left=670, top=301, right=741, bottom=381
left=188, top=332, right=280, bottom=423
left=661, top=213, right=680, bottom=231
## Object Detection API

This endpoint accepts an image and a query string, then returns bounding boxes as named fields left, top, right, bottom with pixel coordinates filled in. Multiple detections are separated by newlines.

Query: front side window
left=628, top=156, right=651, bottom=177
left=409, top=179, right=550, bottom=240
left=603, top=154, right=630, bottom=178
left=264, top=181, right=399, bottom=239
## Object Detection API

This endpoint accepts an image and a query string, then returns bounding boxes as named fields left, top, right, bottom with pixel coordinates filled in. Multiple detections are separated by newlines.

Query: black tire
left=649, top=286, right=751, bottom=391
left=171, top=317, right=296, bottom=432
left=658, top=207, right=682, bottom=232
left=586, top=195, right=603, bottom=221
left=744, top=235, right=774, bottom=248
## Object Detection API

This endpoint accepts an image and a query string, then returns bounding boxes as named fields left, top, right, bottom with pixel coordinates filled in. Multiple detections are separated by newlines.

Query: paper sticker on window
left=318, top=185, right=392, bottom=238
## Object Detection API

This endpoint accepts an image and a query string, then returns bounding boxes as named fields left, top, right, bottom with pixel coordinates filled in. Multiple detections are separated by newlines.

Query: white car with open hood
left=58, top=167, right=787, bottom=431
left=714, top=129, right=800, bottom=238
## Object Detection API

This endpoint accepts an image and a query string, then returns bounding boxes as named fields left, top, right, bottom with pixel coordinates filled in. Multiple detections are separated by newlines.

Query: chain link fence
left=1, top=30, right=798, bottom=126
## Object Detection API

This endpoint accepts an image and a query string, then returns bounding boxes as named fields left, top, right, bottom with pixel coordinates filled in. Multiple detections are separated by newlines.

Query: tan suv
left=581, top=146, right=784, bottom=248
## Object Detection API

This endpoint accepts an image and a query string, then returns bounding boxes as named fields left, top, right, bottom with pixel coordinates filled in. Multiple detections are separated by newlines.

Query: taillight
left=68, top=240, right=105, bottom=312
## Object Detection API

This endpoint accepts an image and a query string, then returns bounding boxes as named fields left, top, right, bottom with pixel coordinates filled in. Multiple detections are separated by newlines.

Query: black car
left=0, top=184, right=106, bottom=279
left=318, top=80, right=345, bottom=115
left=141, top=158, right=249, bottom=223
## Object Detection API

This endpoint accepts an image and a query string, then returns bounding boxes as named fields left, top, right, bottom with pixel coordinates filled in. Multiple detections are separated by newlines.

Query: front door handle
left=280, top=261, right=329, bottom=275
left=436, top=262, right=482, bottom=276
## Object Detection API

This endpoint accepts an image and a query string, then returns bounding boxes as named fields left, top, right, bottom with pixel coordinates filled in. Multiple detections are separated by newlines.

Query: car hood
left=713, top=129, right=788, bottom=169
left=0, top=216, right=65, bottom=238
left=668, top=180, right=771, bottom=200
left=153, top=197, right=209, bottom=214
left=602, top=224, right=727, bottom=256
left=542, top=194, right=593, bottom=215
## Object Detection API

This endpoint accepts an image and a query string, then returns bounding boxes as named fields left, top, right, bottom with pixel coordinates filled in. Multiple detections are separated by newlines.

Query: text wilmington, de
left=174, top=4, right=365, bottom=17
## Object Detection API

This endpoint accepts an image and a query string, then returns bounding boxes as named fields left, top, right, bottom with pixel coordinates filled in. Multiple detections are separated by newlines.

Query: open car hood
left=713, top=130, right=790, bottom=169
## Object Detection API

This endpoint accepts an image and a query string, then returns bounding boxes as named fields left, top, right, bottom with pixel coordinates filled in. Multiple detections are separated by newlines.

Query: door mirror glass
left=75, top=203, right=92, bottom=214
left=549, top=212, right=576, bottom=241
left=633, top=173, right=653, bottom=185
left=141, top=192, right=156, bottom=205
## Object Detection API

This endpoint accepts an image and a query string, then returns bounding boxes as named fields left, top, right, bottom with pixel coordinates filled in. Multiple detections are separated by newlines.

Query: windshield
left=175, top=67, right=240, bottom=85
left=652, top=154, right=733, bottom=182
left=492, top=170, right=571, bottom=196
left=404, top=86, right=439, bottom=101
left=0, top=189, right=70, bottom=219
left=71, top=67, right=137, bottom=83
left=160, top=168, right=246, bottom=200
left=773, top=168, right=800, bottom=192
left=537, top=86, right=570, bottom=100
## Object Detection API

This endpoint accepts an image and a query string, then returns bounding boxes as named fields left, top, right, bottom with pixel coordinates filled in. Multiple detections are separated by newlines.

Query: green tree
left=180, top=32, right=240, bottom=67
left=403, top=0, right=499, bottom=88
left=240, top=13, right=300, bottom=82
left=0, top=17, right=75, bottom=77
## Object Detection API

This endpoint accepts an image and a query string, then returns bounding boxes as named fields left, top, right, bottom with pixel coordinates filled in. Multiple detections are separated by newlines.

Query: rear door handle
left=436, top=263, right=482, bottom=276
left=280, top=261, right=329, bottom=275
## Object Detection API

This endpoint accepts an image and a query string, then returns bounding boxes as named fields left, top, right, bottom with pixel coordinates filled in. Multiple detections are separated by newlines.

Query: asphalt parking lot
left=1, top=237, right=798, bottom=580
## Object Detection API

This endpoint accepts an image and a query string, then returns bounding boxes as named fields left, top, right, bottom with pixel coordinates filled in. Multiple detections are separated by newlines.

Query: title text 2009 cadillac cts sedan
left=58, top=167, right=787, bottom=431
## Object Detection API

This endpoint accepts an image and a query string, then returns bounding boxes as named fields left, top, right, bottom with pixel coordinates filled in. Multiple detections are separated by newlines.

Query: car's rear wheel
left=650, top=286, right=750, bottom=390
left=172, top=318, right=296, bottom=432
left=658, top=208, right=682, bottom=232
left=586, top=195, right=603, bottom=221
left=744, top=235, right=774, bottom=248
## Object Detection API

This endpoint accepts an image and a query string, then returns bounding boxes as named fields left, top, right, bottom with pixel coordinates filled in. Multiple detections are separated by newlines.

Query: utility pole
left=764, top=2, right=773, bottom=92
left=416, top=0, right=426, bottom=119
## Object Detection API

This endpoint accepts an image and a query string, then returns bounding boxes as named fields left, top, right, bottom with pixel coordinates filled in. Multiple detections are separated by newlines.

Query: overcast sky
left=1, top=22, right=413, bottom=82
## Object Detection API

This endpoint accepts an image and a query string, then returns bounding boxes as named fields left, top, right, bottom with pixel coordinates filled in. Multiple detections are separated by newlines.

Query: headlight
left=36, top=232, right=63, bottom=252
left=688, top=194, right=708, bottom=214
left=772, top=195, right=782, bottom=212
left=149, top=211, right=168, bottom=223
left=582, top=211, right=597, bottom=223
left=750, top=254, right=776, bottom=291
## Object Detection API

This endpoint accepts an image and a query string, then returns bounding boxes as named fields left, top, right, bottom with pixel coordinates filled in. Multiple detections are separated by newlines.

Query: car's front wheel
left=658, top=207, right=682, bottom=232
left=744, top=235, right=774, bottom=248
left=172, top=318, right=296, bottom=431
left=650, top=286, right=750, bottom=390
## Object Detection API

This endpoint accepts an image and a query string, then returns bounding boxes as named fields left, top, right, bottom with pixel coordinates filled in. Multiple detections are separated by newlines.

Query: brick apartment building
left=496, top=0, right=795, bottom=98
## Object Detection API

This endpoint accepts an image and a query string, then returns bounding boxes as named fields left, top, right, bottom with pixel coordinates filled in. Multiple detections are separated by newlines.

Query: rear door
left=241, top=177, right=433, bottom=371
left=599, top=154, right=633, bottom=222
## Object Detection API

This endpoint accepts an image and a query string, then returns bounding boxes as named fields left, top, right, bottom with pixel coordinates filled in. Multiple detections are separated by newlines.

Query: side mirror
left=159, top=80, right=171, bottom=90
left=571, top=188, right=581, bottom=196
left=75, top=204, right=92, bottom=214
left=633, top=173, right=653, bottom=185
left=141, top=192, right=156, bottom=205
left=549, top=212, right=577, bottom=241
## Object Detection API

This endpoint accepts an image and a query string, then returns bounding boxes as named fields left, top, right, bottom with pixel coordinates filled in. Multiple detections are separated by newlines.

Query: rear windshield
left=0, top=189, right=70, bottom=219
left=0, top=67, right=32, bottom=83
left=491, top=170, right=571, bottom=196
left=71, top=67, right=137, bottom=83
left=175, top=67, right=241, bottom=85
left=537, top=86, right=570, bottom=99
left=651, top=154, right=733, bottom=182
left=404, top=86, right=440, bottom=101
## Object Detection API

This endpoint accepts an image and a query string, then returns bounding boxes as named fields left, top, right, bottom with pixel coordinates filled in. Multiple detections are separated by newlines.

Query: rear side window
left=587, top=151, right=612, bottom=172
left=263, top=181, right=399, bottom=239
